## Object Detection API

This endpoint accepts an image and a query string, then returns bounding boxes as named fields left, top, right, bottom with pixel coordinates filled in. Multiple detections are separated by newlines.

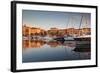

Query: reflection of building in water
left=23, top=40, right=46, bottom=49
left=47, top=41, right=62, bottom=47
left=23, top=40, right=62, bottom=49
left=23, top=40, right=65, bottom=48
left=31, top=40, right=46, bottom=48
left=23, top=40, right=31, bottom=48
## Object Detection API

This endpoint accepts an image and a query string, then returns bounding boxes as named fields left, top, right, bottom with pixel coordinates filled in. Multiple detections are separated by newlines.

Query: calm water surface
left=22, top=40, right=91, bottom=63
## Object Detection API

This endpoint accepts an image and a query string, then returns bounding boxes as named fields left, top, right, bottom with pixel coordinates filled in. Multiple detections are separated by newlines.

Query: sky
left=22, top=10, right=91, bottom=30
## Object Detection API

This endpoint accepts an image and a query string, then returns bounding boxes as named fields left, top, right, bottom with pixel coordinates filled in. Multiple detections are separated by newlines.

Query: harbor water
left=22, top=39, right=91, bottom=63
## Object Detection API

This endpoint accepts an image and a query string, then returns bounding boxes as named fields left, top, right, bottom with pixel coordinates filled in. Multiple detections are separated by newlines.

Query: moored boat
left=74, top=35, right=91, bottom=41
left=54, top=37, right=65, bottom=41
left=64, top=36, right=74, bottom=41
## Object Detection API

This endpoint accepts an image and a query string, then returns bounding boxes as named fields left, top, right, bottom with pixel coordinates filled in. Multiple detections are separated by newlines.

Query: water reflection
left=22, top=39, right=91, bottom=63
left=23, top=40, right=46, bottom=48
left=23, top=40, right=76, bottom=49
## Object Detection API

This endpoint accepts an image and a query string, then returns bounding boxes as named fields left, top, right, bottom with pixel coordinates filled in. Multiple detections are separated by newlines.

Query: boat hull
left=74, top=37, right=91, bottom=41
left=54, top=37, right=65, bottom=41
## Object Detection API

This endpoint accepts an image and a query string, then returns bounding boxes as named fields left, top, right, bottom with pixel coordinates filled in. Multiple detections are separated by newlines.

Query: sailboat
left=74, top=16, right=91, bottom=41
left=64, top=16, right=74, bottom=41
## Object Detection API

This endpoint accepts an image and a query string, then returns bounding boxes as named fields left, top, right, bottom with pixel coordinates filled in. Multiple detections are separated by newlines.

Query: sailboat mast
left=79, top=16, right=83, bottom=29
left=78, top=16, right=83, bottom=36
left=66, top=16, right=70, bottom=28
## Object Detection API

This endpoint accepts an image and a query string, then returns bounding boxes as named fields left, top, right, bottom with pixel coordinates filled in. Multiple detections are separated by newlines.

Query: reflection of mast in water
left=62, top=41, right=75, bottom=59
left=73, top=43, right=91, bottom=59
left=77, top=52, right=90, bottom=59
left=63, top=40, right=91, bottom=59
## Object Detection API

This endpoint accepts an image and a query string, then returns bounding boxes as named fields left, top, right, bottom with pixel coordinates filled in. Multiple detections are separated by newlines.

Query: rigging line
left=79, top=16, right=83, bottom=29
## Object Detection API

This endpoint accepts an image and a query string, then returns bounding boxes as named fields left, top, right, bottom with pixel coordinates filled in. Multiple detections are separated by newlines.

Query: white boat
left=64, top=36, right=74, bottom=41
left=43, top=36, right=53, bottom=41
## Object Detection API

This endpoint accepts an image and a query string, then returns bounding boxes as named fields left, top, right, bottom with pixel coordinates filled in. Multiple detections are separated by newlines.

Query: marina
left=22, top=10, right=91, bottom=63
